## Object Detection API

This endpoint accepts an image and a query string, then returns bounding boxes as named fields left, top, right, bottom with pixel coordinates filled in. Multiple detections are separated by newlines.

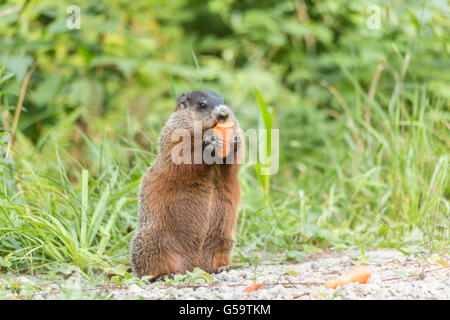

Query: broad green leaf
left=0, top=55, right=33, bottom=82
left=286, top=250, right=306, bottom=262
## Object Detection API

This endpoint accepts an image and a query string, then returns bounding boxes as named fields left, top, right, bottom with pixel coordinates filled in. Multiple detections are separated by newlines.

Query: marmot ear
left=177, top=91, right=190, bottom=109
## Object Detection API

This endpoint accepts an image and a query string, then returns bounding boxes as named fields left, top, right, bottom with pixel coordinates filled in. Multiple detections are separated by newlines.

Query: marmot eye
left=199, top=102, right=207, bottom=109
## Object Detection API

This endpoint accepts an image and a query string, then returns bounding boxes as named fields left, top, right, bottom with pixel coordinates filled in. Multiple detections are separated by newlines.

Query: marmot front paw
left=204, top=134, right=224, bottom=149
left=231, top=133, right=241, bottom=151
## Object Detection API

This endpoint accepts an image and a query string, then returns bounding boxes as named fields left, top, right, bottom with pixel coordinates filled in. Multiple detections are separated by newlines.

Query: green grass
left=1, top=74, right=448, bottom=276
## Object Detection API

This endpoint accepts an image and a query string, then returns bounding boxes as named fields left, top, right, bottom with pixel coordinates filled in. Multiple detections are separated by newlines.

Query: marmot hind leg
left=212, top=242, right=233, bottom=272
left=215, top=265, right=232, bottom=273
left=130, top=232, right=187, bottom=278
left=200, top=235, right=234, bottom=273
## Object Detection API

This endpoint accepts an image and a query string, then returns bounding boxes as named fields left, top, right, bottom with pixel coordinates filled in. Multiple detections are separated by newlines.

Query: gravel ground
left=4, top=249, right=448, bottom=299
left=113, top=249, right=449, bottom=300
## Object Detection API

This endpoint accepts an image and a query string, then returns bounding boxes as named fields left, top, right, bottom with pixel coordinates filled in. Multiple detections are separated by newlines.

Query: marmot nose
left=215, top=105, right=229, bottom=121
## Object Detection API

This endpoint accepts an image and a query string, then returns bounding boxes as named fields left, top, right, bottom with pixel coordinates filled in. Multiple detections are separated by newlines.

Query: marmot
left=131, top=90, right=242, bottom=279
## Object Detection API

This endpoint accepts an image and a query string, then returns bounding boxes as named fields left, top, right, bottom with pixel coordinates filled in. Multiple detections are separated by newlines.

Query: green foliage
left=0, top=0, right=448, bottom=277
left=161, top=268, right=215, bottom=286
left=254, top=89, right=274, bottom=195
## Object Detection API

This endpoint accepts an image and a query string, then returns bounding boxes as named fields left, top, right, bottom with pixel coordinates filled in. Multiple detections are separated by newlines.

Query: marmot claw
left=215, top=265, right=232, bottom=273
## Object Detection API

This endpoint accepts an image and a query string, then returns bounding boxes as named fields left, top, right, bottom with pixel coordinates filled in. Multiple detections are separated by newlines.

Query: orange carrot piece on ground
left=242, top=283, right=261, bottom=293
left=213, top=121, right=234, bottom=157
left=324, top=266, right=372, bottom=289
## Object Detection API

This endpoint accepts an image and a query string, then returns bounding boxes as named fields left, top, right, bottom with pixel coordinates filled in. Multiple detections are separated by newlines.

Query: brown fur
left=130, top=90, right=242, bottom=278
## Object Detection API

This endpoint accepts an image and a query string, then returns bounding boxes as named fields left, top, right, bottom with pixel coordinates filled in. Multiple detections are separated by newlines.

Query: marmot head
left=174, top=90, right=232, bottom=131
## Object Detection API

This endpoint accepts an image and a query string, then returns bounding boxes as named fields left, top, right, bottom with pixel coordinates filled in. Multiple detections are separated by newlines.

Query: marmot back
left=130, top=90, right=242, bottom=279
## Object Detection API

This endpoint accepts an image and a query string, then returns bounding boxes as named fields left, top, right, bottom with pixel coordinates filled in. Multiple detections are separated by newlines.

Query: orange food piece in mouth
left=213, top=121, right=235, bottom=158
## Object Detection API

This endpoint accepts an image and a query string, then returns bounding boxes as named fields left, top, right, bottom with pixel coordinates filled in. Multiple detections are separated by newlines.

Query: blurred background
left=0, top=0, right=448, bottom=273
